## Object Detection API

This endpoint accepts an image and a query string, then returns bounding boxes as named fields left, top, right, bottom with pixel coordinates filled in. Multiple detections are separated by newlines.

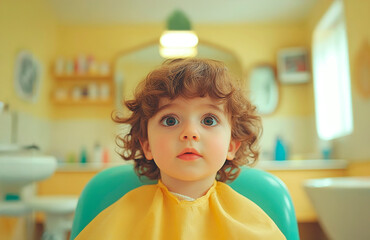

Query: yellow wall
left=0, top=0, right=57, bottom=119
left=197, top=23, right=314, bottom=117
left=56, top=24, right=163, bottom=60
left=344, top=0, right=370, bottom=64
left=308, top=0, right=370, bottom=98
left=0, top=1, right=314, bottom=120
left=53, top=23, right=313, bottom=119
left=2, top=0, right=366, bottom=123
left=1, top=0, right=368, bottom=159
left=342, top=0, right=370, bottom=161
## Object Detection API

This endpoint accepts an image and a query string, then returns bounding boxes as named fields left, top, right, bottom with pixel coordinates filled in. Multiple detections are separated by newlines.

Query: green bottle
left=80, top=147, right=87, bottom=164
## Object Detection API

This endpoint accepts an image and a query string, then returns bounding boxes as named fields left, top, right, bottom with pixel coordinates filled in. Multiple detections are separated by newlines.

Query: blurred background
left=0, top=0, right=369, bottom=239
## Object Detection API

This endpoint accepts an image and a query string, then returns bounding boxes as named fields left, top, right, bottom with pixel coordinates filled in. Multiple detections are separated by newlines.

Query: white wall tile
left=260, top=116, right=320, bottom=160
left=0, top=111, right=12, bottom=144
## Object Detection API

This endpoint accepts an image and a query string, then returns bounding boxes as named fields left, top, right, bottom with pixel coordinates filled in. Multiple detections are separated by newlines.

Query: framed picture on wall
left=14, top=51, right=42, bottom=102
left=277, top=47, right=310, bottom=84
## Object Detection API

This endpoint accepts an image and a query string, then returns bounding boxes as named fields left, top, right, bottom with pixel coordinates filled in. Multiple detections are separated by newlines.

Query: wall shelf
left=51, top=67, right=114, bottom=106
left=52, top=98, right=113, bottom=105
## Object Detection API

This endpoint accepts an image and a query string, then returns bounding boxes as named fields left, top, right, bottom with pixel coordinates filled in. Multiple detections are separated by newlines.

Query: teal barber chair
left=70, top=165, right=300, bottom=240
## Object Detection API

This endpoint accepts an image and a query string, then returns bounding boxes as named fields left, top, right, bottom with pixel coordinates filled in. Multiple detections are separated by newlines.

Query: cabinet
left=51, top=73, right=114, bottom=105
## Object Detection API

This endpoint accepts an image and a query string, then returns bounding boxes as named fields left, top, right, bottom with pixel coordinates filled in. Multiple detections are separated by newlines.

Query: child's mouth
left=177, top=149, right=202, bottom=161
left=177, top=153, right=201, bottom=161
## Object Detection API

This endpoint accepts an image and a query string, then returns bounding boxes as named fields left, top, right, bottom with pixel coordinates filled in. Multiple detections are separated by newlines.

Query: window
left=312, top=0, right=353, bottom=140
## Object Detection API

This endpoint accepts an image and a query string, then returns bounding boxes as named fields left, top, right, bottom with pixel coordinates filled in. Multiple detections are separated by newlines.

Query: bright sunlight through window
left=312, top=0, right=353, bottom=140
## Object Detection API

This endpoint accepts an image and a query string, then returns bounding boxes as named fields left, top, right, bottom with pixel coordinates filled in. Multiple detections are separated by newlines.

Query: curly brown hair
left=112, top=58, right=261, bottom=182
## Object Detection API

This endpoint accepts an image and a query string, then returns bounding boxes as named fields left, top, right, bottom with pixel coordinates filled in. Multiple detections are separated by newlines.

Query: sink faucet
left=0, top=101, right=7, bottom=114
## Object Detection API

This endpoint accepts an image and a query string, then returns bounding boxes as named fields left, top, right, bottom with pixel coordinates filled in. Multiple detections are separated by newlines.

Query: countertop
left=255, top=159, right=348, bottom=170
left=57, top=159, right=348, bottom=172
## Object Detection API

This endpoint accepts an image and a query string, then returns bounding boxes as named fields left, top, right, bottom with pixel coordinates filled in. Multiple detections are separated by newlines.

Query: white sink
left=0, top=155, right=57, bottom=195
left=304, top=177, right=370, bottom=240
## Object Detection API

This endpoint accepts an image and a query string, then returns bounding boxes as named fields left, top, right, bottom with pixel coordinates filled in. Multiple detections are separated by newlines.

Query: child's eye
left=202, top=115, right=218, bottom=126
left=161, top=116, right=179, bottom=126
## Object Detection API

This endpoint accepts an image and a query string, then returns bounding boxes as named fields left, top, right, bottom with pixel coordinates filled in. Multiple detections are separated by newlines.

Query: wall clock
left=14, top=51, right=42, bottom=102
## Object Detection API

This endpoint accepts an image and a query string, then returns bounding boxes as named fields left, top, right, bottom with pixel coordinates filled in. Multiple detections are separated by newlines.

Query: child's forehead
left=157, top=96, right=227, bottom=112
left=159, top=95, right=222, bottom=104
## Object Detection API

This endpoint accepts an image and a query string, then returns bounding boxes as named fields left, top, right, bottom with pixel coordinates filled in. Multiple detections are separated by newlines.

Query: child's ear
left=140, top=140, right=153, bottom=160
left=226, top=139, right=241, bottom=160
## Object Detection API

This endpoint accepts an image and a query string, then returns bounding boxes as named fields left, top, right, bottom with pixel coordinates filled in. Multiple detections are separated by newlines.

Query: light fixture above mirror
left=159, top=10, right=198, bottom=59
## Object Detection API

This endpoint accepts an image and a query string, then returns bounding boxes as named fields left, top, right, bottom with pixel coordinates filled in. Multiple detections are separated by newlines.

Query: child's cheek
left=207, top=135, right=229, bottom=155
left=154, top=137, right=171, bottom=154
left=157, top=140, right=167, bottom=151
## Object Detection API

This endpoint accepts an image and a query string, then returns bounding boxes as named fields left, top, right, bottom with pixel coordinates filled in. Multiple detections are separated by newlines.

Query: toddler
left=75, top=58, right=285, bottom=240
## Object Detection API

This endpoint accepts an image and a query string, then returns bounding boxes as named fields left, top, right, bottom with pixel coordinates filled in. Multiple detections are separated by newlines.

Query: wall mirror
left=114, top=43, right=243, bottom=108
left=248, top=65, right=279, bottom=115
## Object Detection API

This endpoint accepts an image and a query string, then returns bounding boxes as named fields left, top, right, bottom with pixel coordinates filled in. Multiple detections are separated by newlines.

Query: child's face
left=141, top=96, right=241, bottom=184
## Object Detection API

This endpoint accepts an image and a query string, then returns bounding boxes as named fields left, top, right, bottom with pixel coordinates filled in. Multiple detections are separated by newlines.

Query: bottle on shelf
left=80, top=147, right=88, bottom=164
left=102, top=148, right=110, bottom=165
left=274, top=136, right=288, bottom=161
left=92, top=142, right=103, bottom=167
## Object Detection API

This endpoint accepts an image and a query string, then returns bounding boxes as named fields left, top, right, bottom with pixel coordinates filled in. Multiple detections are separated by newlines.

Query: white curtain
left=312, top=0, right=353, bottom=140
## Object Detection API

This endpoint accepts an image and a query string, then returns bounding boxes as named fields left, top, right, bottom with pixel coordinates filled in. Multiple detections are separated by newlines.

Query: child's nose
left=180, top=123, right=200, bottom=142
